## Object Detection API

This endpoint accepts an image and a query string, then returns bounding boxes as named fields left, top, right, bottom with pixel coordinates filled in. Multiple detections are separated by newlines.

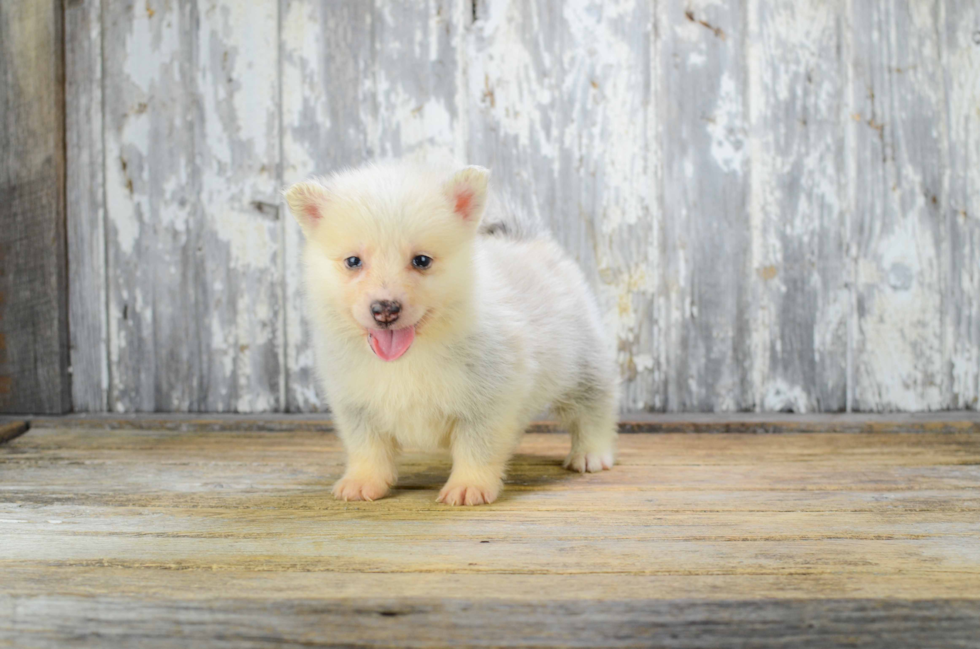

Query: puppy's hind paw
left=563, top=451, right=614, bottom=473
left=333, top=476, right=391, bottom=502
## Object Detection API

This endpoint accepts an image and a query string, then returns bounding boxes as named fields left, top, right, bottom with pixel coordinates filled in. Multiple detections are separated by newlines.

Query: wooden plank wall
left=0, top=1, right=71, bottom=414
left=65, top=0, right=980, bottom=414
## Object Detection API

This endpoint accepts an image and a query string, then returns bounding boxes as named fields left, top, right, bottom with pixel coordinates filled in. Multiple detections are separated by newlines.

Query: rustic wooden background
left=0, top=1, right=70, bottom=414
left=54, top=0, right=979, bottom=414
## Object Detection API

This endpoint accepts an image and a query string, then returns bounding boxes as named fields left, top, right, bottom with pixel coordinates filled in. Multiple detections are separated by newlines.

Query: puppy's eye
left=344, top=256, right=362, bottom=269
left=412, top=255, right=432, bottom=270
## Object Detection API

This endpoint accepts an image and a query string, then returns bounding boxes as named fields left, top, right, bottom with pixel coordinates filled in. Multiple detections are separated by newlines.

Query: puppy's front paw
left=333, top=475, right=391, bottom=502
left=437, top=481, right=501, bottom=506
left=563, top=450, right=614, bottom=473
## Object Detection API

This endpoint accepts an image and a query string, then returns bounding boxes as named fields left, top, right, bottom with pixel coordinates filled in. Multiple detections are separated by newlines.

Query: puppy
left=285, top=161, right=617, bottom=506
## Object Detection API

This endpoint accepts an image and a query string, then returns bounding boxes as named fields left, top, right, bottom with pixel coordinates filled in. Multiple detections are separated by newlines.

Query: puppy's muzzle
left=370, top=300, right=401, bottom=326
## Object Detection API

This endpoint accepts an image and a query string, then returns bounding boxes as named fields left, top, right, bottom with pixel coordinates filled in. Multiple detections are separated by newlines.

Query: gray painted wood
left=465, top=0, right=562, bottom=236
left=281, top=0, right=376, bottom=412
left=850, top=0, right=950, bottom=411
left=65, top=0, right=108, bottom=412
left=0, top=1, right=71, bottom=414
left=100, top=0, right=282, bottom=412
left=555, top=0, right=657, bottom=412
left=65, top=0, right=980, bottom=413
left=466, top=0, right=659, bottom=410
left=746, top=0, right=849, bottom=412
left=659, top=1, right=752, bottom=411
left=942, top=2, right=980, bottom=411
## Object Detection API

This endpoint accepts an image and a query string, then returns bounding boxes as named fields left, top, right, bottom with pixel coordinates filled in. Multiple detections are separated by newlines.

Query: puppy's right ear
left=284, top=181, right=331, bottom=237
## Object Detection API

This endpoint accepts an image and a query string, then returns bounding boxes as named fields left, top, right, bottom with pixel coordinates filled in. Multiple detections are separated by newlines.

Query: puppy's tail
left=479, top=191, right=547, bottom=241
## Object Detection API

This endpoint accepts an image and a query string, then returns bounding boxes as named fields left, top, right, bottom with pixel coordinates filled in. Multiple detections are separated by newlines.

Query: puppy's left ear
left=284, top=180, right=331, bottom=238
left=444, top=166, right=490, bottom=225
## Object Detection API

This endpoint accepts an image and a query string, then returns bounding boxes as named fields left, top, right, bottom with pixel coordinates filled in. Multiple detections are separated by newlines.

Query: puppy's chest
left=381, top=408, right=454, bottom=450
left=366, top=376, right=458, bottom=450
left=343, top=359, right=469, bottom=447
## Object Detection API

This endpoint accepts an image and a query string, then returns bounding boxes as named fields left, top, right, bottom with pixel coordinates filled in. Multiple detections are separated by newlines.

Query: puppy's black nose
left=370, top=300, right=401, bottom=325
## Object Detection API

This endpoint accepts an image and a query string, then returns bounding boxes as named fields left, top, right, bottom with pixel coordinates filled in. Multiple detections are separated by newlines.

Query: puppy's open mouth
left=368, top=327, right=415, bottom=362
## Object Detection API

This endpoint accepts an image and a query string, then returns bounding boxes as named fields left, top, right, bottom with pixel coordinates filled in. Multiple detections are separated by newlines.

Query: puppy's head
left=285, top=163, right=489, bottom=362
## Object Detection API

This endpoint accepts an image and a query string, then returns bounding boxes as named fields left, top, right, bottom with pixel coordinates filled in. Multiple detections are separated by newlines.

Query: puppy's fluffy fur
left=285, top=161, right=617, bottom=505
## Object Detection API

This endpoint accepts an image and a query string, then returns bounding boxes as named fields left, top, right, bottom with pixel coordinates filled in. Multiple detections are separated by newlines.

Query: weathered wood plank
left=6, top=426, right=980, bottom=475
left=465, top=0, right=560, bottom=229
left=6, top=459, right=978, bottom=506
left=195, top=0, right=283, bottom=412
left=4, top=567, right=980, bottom=602
left=372, top=0, right=463, bottom=160
left=466, top=1, right=659, bottom=411
left=747, top=0, right=849, bottom=412
left=562, top=0, right=657, bottom=411
left=65, top=0, right=109, bottom=413
left=1, top=427, right=979, bottom=646
left=6, top=525, right=978, bottom=574
left=942, top=2, right=980, bottom=411
left=13, top=419, right=980, bottom=449
left=1, top=596, right=977, bottom=649
left=102, top=0, right=282, bottom=412
left=4, top=504, right=979, bottom=546
left=17, top=411, right=980, bottom=434
left=4, top=430, right=980, bottom=511
left=102, top=0, right=185, bottom=411
left=0, top=1, right=70, bottom=414
left=280, top=0, right=375, bottom=412
left=0, top=420, right=28, bottom=444
left=64, top=0, right=979, bottom=414
left=3, top=430, right=979, bottom=557
left=659, top=1, right=752, bottom=411
left=7, top=486, right=978, bottom=518
left=850, top=1, right=948, bottom=411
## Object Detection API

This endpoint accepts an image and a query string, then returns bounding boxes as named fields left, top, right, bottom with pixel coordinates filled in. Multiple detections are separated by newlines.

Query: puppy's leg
left=559, top=383, right=617, bottom=473
left=332, top=407, right=398, bottom=502
left=437, top=419, right=523, bottom=506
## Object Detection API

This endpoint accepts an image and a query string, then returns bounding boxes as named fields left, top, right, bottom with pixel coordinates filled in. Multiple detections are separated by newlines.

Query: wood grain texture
left=65, top=0, right=108, bottom=412
left=942, top=2, right=980, bottom=411
left=0, top=1, right=70, bottom=414
left=1, top=596, right=978, bottom=649
left=101, top=0, right=282, bottom=412
left=280, top=0, right=374, bottom=412
left=747, top=0, right=849, bottom=412
left=850, top=1, right=948, bottom=411
left=64, top=0, right=980, bottom=413
left=0, top=420, right=28, bottom=444
left=18, top=411, right=980, bottom=434
left=660, top=1, right=752, bottom=411
left=1, top=426, right=979, bottom=647
left=466, top=0, right=660, bottom=410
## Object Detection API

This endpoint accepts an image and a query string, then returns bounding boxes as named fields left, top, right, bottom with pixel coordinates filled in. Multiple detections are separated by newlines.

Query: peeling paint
left=707, top=73, right=746, bottom=175
left=850, top=1, right=951, bottom=412
left=69, top=0, right=979, bottom=414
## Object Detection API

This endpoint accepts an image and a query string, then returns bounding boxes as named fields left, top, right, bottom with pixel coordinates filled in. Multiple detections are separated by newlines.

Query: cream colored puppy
left=285, top=161, right=617, bottom=506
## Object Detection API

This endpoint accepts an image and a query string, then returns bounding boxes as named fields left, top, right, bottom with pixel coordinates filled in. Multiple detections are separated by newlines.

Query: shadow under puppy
left=285, top=161, right=617, bottom=506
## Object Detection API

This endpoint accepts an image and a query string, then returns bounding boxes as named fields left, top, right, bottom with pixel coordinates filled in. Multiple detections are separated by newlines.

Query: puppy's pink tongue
left=368, top=327, right=415, bottom=361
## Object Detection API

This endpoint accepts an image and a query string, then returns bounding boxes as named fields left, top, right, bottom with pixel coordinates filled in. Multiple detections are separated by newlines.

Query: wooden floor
left=2, top=417, right=980, bottom=648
